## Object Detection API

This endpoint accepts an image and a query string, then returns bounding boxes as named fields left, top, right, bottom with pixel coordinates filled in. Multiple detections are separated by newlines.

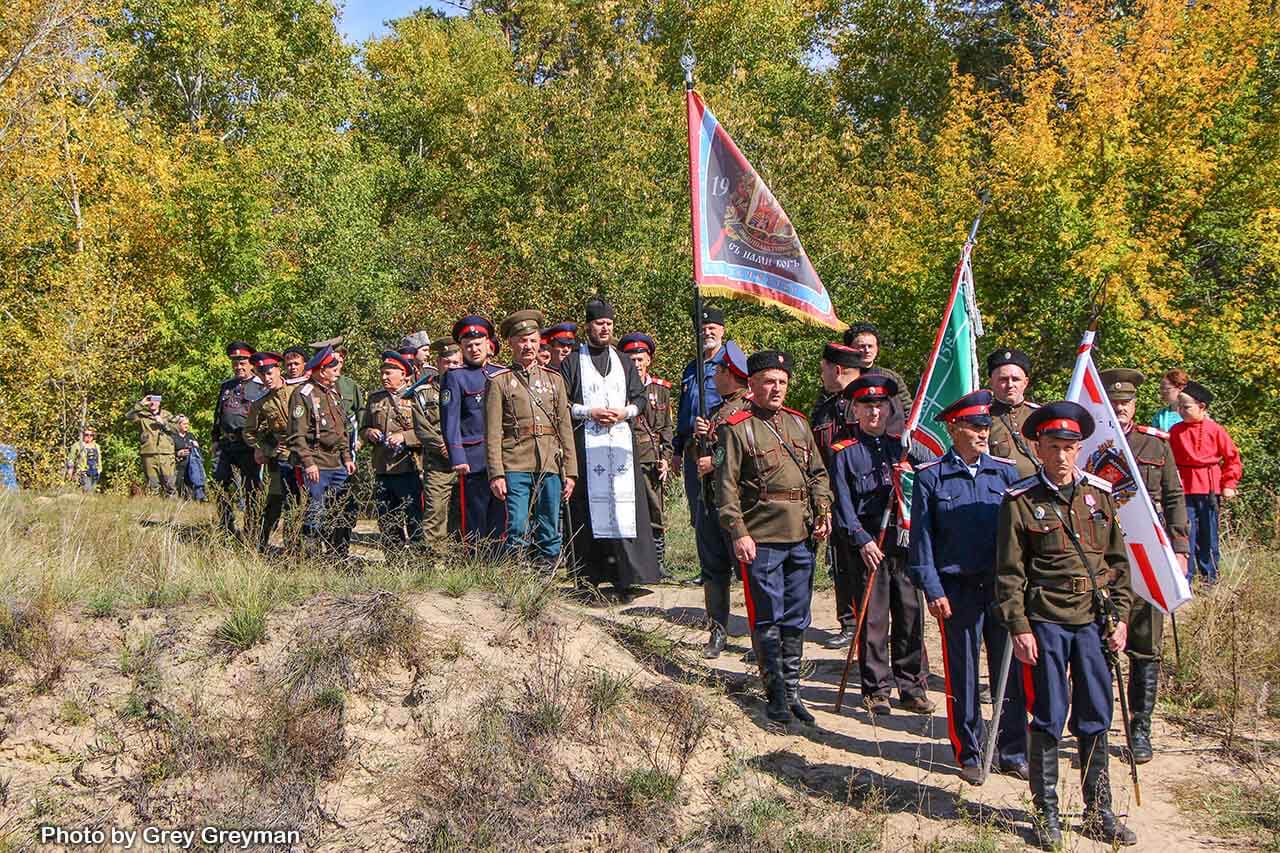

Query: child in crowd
left=1168, top=381, right=1242, bottom=583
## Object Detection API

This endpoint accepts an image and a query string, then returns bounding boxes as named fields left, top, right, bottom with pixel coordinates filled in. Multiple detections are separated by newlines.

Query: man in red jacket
left=1169, top=381, right=1242, bottom=584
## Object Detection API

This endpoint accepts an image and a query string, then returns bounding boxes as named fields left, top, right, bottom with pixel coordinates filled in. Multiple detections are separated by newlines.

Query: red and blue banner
left=687, top=90, right=845, bottom=331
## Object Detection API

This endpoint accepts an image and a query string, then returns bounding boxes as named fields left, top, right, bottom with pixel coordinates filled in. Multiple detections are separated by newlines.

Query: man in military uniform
left=842, top=323, right=912, bottom=436
left=486, top=310, right=578, bottom=565
left=1100, top=368, right=1189, bottom=764
left=715, top=350, right=831, bottom=725
left=693, top=342, right=751, bottom=657
left=288, top=346, right=356, bottom=556
left=212, top=341, right=266, bottom=536
left=811, top=342, right=862, bottom=649
left=283, top=346, right=309, bottom=385
left=543, top=322, right=577, bottom=368
left=908, top=390, right=1026, bottom=784
left=621, top=332, right=675, bottom=574
left=441, top=315, right=506, bottom=547
left=996, top=401, right=1137, bottom=848
left=126, top=393, right=177, bottom=497
left=244, top=351, right=294, bottom=553
left=676, top=305, right=736, bottom=531
left=362, top=351, right=424, bottom=555
left=830, top=375, right=936, bottom=715
left=401, top=331, right=431, bottom=373
left=987, top=348, right=1041, bottom=478
left=412, top=337, right=463, bottom=546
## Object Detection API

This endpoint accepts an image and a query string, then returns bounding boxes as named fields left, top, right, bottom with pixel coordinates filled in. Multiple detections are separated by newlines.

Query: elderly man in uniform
left=212, top=341, right=266, bottom=537
left=830, top=375, right=936, bottom=715
left=362, top=350, right=424, bottom=555
left=691, top=342, right=751, bottom=657
left=909, top=390, right=1027, bottom=783
left=560, top=297, right=661, bottom=596
left=486, top=310, right=578, bottom=566
left=986, top=348, right=1041, bottom=479
left=1100, top=368, right=1189, bottom=764
left=289, top=346, right=357, bottom=556
left=244, top=351, right=293, bottom=552
left=441, top=315, right=506, bottom=548
left=543, top=322, right=577, bottom=369
left=127, top=393, right=177, bottom=497
left=811, top=342, right=862, bottom=649
left=842, top=322, right=912, bottom=436
left=676, top=305, right=735, bottom=535
left=620, top=332, right=675, bottom=574
left=996, top=401, right=1137, bottom=848
left=412, top=337, right=463, bottom=547
left=715, top=350, right=831, bottom=725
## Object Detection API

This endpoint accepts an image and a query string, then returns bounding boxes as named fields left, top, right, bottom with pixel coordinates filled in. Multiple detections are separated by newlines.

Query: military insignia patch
left=713, top=446, right=726, bottom=467
left=1034, top=506, right=1045, bottom=520
left=292, top=405, right=304, bottom=419
left=440, top=389, right=451, bottom=406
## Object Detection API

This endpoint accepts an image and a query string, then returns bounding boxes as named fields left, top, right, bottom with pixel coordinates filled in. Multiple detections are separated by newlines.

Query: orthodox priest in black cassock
left=559, top=298, right=662, bottom=592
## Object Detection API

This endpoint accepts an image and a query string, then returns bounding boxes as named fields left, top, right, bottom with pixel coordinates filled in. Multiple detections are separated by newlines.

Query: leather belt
left=510, top=425, right=556, bottom=438
left=761, top=488, right=805, bottom=502
left=1031, top=571, right=1118, bottom=594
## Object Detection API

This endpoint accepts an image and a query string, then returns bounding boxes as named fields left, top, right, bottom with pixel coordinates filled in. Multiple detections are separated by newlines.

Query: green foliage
left=1, top=0, right=1277, bottom=542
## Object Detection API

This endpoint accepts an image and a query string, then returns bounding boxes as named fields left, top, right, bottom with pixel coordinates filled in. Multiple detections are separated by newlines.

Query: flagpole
left=681, top=45, right=707, bottom=424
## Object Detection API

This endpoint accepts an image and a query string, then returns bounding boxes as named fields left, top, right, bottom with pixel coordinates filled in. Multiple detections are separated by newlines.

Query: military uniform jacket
left=988, top=399, right=1041, bottom=478
left=245, top=385, right=293, bottom=464
left=287, top=381, right=352, bottom=471
left=995, top=470, right=1133, bottom=634
left=361, top=388, right=422, bottom=476
left=907, top=449, right=1020, bottom=601
left=126, top=404, right=176, bottom=456
left=675, top=345, right=730, bottom=457
left=714, top=404, right=833, bottom=544
left=410, top=369, right=450, bottom=472
left=829, top=427, right=935, bottom=551
left=634, top=376, right=674, bottom=467
left=1125, top=424, right=1189, bottom=554
left=441, top=362, right=504, bottom=472
left=213, top=377, right=266, bottom=450
left=484, top=363, right=577, bottom=479
left=700, top=387, right=753, bottom=506
left=810, top=390, right=850, bottom=471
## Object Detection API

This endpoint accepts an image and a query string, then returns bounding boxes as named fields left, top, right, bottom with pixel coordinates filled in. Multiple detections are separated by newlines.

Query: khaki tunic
left=245, top=386, right=293, bottom=464
left=287, top=381, right=352, bottom=470
left=988, top=399, right=1041, bottom=478
left=634, top=377, right=674, bottom=466
left=484, top=363, right=577, bottom=479
left=995, top=471, right=1133, bottom=635
left=126, top=404, right=176, bottom=456
left=411, top=370, right=451, bottom=472
left=714, top=404, right=833, bottom=543
left=361, top=388, right=422, bottom=476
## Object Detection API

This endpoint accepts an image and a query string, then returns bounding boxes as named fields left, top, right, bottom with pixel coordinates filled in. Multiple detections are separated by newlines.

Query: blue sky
left=338, top=0, right=455, bottom=44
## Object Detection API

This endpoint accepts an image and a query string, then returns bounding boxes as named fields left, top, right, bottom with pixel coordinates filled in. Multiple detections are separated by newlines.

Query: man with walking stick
left=996, top=401, right=1138, bottom=848
left=908, top=390, right=1027, bottom=784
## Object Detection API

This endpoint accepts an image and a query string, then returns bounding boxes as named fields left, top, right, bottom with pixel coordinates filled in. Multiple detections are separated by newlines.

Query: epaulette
left=1025, top=400, right=1041, bottom=410
left=1082, top=471, right=1114, bottom=493
left=989, top=455, right=1016, bottom=465
left=489, top=367, right=511, bottom=376
left=914, top=457, right=944, bottom=470
left=781, top=405, right=808, bottom=421
left=725, top=409, right=753, bottom=426
left=1134, top=424, right=1169, bottom=440
left=299, top=384, right=313, bottom=397
left=1004, top=474, right=1039, bottom=498
left=648, top=376, right=672, bottom=388
left=831, top=438, right=859, bottom=453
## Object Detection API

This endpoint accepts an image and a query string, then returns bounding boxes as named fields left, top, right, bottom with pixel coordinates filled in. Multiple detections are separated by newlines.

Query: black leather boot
left=1079, top=733, right=1138, bottom=846
left=781, top=628, right=815, bottom=724
left=1028, top=730, right=1063, bottom=850
left=703, top=574, right=730, bottom=658
left=703, top=623, right=727, bottom=659
left=1127, top=660, right=1157, bottom=764
left=758, top=626, right=791, bottom=724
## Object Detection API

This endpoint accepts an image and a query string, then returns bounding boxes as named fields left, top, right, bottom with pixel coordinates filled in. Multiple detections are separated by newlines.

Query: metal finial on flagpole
left=681, top=38, right=696, bottom=90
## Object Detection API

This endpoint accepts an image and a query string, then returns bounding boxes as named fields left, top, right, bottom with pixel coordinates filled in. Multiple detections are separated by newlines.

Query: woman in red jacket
left=1169, top=382, right=1242, bottom=584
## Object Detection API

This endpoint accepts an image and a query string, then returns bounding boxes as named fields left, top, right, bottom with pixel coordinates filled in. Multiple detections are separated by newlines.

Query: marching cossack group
left=117, top=297, right=1243, bottom=850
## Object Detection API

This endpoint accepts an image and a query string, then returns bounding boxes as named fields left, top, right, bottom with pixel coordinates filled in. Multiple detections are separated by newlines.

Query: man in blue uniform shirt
left=675, top=305, right=735, bottom=532
left=440, top=315, right=505, bottom=548
left=908, top=390, right=1027, bottom=784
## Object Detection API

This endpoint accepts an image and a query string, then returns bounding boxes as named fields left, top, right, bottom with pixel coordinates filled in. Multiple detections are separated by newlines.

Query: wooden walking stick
left=833, top=498, right=897, bottom=712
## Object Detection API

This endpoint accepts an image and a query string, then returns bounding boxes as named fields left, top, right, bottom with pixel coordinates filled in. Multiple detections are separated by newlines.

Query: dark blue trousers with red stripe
left=741, top=541, right=815, bottom=630
left=1022, top=620, right=1113, bottom=741
left=937, top=577, right=1027, bottom=768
